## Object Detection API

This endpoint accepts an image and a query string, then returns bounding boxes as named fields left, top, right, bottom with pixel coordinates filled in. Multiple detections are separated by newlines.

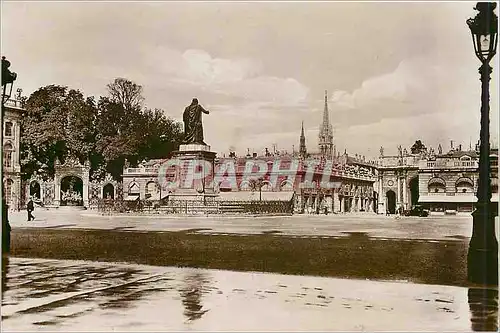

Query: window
left=456, top=178, right=474, bottom=193
left=3, top=143, right=13, bottom=168
left=128, top=182, right=140, bottom=194
left=4, top=179, right=13, bottom=204
left=4, top=122, right=13, bottom=137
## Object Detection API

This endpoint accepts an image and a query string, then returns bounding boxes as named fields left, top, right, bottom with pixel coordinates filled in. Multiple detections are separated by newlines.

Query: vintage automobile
left=403, top=205, right=430, bottom=217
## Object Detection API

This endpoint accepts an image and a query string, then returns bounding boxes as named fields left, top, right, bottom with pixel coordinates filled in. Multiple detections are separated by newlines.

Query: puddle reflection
left=179, top=272, right=210, bottom=322
left=2, top=257, right=495, bottom=331
left=468, top=288, right=499, bottom=332
left=2, top=256, right=9, bottom=303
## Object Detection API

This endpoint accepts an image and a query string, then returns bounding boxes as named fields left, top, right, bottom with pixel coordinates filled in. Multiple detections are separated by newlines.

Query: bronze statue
left=183, top=98, right=210, bottom=145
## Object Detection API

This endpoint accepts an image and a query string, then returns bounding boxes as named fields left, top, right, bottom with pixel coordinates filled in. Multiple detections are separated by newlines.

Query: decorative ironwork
left=43, top=181, right=55, bottom=206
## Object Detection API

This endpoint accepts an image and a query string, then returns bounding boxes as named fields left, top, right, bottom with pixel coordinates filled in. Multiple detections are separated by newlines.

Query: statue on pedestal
left=183, top=98, right=210, bottom=145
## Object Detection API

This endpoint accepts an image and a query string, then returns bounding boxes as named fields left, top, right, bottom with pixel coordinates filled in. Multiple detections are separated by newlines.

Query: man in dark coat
left=27, top=198, right=35, bottom=221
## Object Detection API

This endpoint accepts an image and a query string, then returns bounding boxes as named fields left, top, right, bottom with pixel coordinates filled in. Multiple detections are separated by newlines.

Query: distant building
left=418, top=147, right=498, bottom=214
left=2, top=96, right=24, bottom=210
left=377, top=142, right=499, bottom=215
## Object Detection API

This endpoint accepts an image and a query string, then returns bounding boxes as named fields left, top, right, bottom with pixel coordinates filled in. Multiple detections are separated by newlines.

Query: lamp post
left=466, top=2, right=498, bottom=286
left=1, top=56, right=17, bottom=255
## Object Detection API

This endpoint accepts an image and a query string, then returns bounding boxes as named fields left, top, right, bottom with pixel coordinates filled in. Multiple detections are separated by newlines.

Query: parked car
left=404, top=205, right=429, bottom=217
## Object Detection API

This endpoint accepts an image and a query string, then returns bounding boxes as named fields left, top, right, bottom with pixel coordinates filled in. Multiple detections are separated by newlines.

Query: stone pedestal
left=167, top=144, right=218, bottom=202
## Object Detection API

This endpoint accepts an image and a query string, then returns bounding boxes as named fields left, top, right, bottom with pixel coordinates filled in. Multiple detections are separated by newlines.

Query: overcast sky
left=2, top=1, right=499, bottom=158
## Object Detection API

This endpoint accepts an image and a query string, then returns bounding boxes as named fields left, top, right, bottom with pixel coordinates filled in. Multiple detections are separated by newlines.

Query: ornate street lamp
left=1, top=56, right=17, bottom=254
left=466, top=2, right=498, bottom=286
left=2, top=56, right=17, bottom=105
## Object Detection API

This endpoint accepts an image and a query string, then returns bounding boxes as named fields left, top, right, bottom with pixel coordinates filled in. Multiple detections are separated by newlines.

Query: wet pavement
left=10, top=227, right=469, bottom=287
left=8, top=209, right=493, bottom=241
left=1, top=257, right=498, bottom=331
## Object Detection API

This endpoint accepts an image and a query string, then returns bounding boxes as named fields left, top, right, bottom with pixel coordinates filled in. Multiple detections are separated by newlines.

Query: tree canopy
left=20, top=79, right=183, bottom=181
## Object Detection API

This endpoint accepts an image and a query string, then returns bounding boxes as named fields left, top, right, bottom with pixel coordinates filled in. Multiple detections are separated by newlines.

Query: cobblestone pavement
left=2, top=257, right=497, bottom=331
left=7, top=209, right=491, bottom=241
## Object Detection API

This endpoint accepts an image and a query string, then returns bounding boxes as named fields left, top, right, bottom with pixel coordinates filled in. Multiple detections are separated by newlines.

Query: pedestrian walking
left=27, top=198, right=35, bottom=221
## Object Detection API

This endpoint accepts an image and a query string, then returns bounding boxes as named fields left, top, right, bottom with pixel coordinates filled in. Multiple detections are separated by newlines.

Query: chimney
left=459, top=144, right=462, bottom=151
left=450, top=140, right=454, bottom=150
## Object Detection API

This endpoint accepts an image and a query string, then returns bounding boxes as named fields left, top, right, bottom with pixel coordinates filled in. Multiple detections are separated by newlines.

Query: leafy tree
left=95, top=97, right=141, bottom=179
left=137, top=108, right=183, bottom=160
left=20, top=85, right=95, bottom=179
left=21, top=79, right=183, bottom=182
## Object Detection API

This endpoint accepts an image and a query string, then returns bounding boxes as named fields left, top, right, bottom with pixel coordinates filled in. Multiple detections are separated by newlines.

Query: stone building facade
left=377, top=144, right=499, bottom=215
left=376, top=148, right=420, bottom=214
left=121, top=153, right=378, bottom=214
left=2, top=96, right=24, bottom=211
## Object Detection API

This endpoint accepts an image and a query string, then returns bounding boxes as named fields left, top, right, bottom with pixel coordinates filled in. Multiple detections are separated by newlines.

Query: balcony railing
left=3, top=98, right=24, bottom=109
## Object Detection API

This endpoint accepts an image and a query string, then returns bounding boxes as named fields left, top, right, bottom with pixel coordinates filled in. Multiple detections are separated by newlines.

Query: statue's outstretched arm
left=201, top=106, right=210, bottom=114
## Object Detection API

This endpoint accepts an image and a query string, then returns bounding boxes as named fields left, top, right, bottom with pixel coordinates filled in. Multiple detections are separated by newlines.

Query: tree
left=21, top=79, right=184, bottom=182
left=137, top=108, right=183, bottom=160
left=20, top=85, right=97, bottom=179
left=95, top=97, right=142, bottom=179
left=410, top=140, right=427, bottom=155
left=106, top=78, right=144, bottom=112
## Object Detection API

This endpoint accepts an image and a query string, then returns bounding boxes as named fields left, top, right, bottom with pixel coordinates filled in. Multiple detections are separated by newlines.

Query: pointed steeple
left=322, top=90, right=329, bottom=127
left=299, top=121, right=307, bottom=158
left=318, top=90, right=334, bottom=158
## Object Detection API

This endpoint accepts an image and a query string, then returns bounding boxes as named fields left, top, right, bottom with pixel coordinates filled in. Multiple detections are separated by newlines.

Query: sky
left=1, top=1, right=499, bottom=159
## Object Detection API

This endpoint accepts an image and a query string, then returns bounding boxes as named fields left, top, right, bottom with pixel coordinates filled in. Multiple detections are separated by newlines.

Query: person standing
left=27, top=198, right=35, bottom=221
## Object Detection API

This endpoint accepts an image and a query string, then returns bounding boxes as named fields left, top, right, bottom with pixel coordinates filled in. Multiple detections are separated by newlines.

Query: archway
left=409, top=177, right=419, bottom=208
left=386, top=190, right=396, bottom=214
left=103, top=183, right=115, bottom=199
left=60, top=176, right=83, bottom=206
left=30, top=181, right=41, bottom=200
left=145, top=181, right=160, bottom=200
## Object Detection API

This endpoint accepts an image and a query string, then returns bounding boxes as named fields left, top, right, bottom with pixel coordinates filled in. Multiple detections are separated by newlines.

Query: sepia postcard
left=1, top=1, right=499, bottom=331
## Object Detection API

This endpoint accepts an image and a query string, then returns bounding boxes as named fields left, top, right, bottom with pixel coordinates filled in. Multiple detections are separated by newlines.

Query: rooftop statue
left=183, top=98, right=210, bottom=145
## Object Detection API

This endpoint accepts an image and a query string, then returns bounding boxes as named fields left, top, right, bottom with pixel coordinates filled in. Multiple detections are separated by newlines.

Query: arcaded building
left=377, top=142, right=499, bottom=215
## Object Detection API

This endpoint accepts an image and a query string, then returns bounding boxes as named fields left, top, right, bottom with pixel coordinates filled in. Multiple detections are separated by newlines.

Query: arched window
left=4, top=122, right=13, bottom=137
left=3, top=143, right=13, bottom=168
left=456, top=177, right=474, bottom=194
left=428, top=177, right=446, bottom=194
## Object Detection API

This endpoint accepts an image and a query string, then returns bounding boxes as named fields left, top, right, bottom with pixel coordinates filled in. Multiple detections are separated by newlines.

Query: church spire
left=318, top=90, right=334, bottom=158
left=322, top=90, right=329, bottom=127
left=299, top=121, right=307, bottom=158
